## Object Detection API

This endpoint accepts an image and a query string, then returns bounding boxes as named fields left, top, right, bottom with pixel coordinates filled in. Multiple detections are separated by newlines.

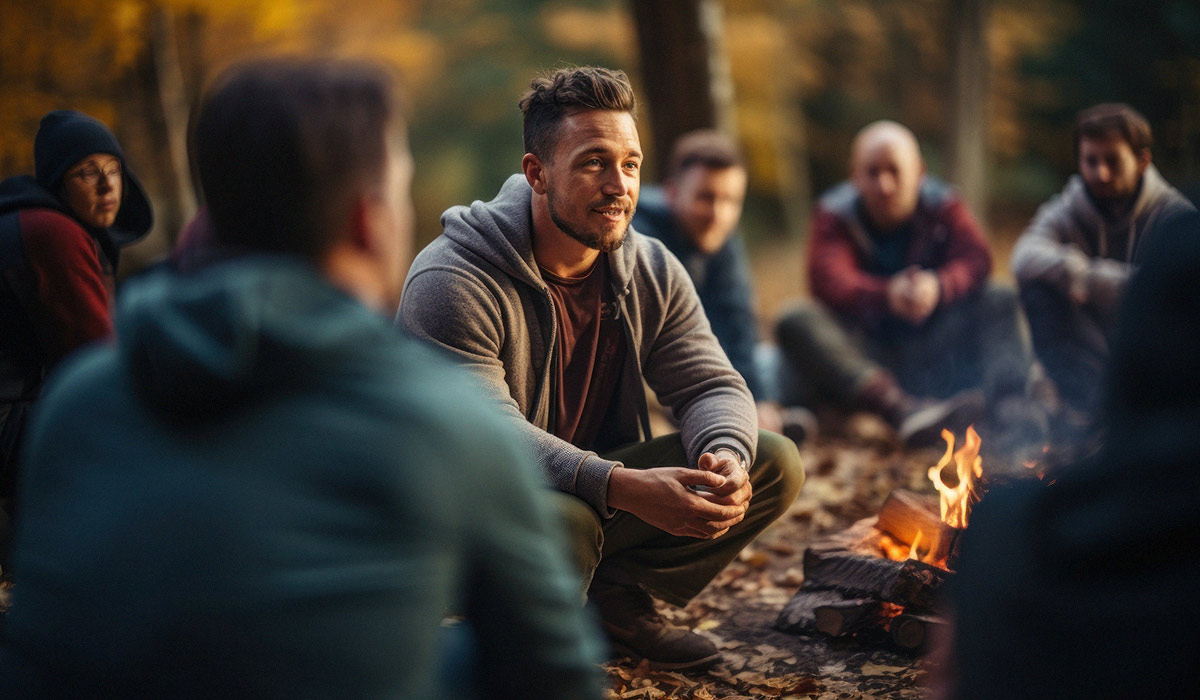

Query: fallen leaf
left=733, top=670, right=769, bottom=684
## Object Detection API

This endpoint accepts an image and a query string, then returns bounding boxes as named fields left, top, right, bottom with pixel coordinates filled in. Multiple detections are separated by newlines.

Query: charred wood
left=803, top=546, right=949, bottom=609
left=774, top=588, right=852, bottom=634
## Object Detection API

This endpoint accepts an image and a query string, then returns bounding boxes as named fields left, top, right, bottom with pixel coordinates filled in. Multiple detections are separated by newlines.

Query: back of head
left=193, top=57, right=397, bottom=259
left=667, top=129, right=743, bottom=181
left=1074, top=102, right=1152, bottom=155
left=518, top=65, right=636, bottom=161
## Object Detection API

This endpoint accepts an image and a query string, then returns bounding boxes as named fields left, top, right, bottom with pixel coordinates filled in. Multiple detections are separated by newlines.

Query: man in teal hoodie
left=0, top=58, right=604, bottom=700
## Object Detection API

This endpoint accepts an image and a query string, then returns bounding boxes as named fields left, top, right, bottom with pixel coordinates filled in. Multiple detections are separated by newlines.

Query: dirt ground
left=601, top=417, right=968, bottom=700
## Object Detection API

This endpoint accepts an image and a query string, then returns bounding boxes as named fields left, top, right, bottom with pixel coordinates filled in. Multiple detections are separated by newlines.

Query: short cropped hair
left=518, top=66, right=637, bottom=161
left=193, top=57, right=399, bottom=258
left=667, top=129, right=744, bottom=179
left=1074, top=103, right=1152, bottom=156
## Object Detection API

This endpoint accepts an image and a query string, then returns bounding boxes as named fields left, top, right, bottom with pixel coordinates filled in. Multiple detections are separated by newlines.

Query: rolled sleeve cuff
left=701, top=438, right=752, bottom=470
left=575, top=454, right=620, bottom=518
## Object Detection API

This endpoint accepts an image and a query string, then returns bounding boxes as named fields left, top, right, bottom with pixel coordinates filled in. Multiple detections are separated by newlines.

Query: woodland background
left=2, top=0, right=1198, bottom=321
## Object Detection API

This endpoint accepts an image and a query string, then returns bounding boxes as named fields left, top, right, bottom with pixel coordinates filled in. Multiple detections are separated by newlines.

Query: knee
left=752, top=430, right=805, bottom=511
left=1018, top=279, right=1070, bottom=318
left=775, top=302, right=829, bottom=348
left=547, top=491, right=603, bottom=584
left=980, top=283, right=1020, bottom=316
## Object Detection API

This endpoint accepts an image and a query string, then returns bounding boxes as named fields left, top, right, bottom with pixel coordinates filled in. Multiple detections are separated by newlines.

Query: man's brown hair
left=193, top=57, right=400, bottom=259
left=1074, top=103, right=1153, bottom=156
left=667, top=129, right=744, bottom=179
left=518, top=66, right=636, bottom=161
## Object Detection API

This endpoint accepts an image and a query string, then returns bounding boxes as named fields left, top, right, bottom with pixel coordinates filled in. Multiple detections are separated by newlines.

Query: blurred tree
left=629, top=0, right=735, bottom=180
left=949, top=0, right=990, bottom=222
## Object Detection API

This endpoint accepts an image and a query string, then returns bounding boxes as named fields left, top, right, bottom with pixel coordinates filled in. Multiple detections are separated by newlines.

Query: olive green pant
left=551, top=430, right=804, bottom=607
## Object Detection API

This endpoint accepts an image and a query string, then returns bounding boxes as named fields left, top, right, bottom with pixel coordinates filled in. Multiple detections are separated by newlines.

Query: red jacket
left=807, top=177, right=992, bottom=325
left=0, top=176, right=138, bottom=481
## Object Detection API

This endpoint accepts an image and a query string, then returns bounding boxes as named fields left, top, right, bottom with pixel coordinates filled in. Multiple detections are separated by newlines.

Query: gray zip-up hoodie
left=1011, top=165, right=1194, bottom=316
left=399, top=175, right=757, bottom=517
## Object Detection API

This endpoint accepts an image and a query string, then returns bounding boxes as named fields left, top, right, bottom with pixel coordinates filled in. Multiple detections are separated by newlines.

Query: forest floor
left=600, top=416, right=958, bottom=700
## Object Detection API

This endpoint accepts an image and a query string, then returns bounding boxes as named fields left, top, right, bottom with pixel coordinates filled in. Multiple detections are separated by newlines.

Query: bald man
left=774, top=121, right=1040, bottom=451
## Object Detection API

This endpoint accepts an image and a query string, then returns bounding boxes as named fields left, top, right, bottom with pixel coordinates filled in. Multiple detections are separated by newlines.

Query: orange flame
left=906, top=529, right=924, bottom=560
left=927, top=426, right=983, bottom=529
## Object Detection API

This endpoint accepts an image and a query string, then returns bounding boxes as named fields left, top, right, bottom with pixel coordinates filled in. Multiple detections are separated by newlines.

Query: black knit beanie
left=31, top=110, right=153, bottom=245
left=34, top=110, right=125, bottom=192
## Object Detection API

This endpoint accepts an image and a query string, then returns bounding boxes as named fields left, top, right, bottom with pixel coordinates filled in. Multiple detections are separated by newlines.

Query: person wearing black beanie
left=0, top=110, right=153, bottom=531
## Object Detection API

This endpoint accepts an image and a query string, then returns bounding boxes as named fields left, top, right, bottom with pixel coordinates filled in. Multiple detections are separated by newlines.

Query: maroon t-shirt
left=541, top=255, right=627, bottom=450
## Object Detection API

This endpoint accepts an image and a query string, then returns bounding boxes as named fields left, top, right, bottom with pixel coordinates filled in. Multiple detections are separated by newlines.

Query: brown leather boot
left=588, top=577, right=720, bottom=671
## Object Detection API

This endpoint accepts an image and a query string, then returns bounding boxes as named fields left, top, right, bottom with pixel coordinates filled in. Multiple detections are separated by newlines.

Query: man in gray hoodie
left=1012, top=103, right=1194, bottom=424
left=399, top=66, right=804, bottom=671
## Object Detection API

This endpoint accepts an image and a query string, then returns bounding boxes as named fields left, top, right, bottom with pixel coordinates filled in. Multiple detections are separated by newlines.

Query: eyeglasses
left=67, top=163, right=122, bottom=187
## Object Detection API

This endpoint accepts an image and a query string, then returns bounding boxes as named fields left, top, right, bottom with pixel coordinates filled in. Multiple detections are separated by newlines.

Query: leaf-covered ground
left=602, top=415, right=957, bottom=700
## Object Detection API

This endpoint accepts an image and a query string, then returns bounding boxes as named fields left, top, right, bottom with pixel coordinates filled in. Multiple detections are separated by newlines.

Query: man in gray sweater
left=399, top=66, right=804, bottom=671
left=1012, top=103, right=1194, bottom=425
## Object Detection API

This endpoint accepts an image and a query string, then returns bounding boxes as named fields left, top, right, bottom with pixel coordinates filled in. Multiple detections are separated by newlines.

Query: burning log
left=803, top=542, right=949, bottom=610
left=875, top=489, right=962, bottom=566
left=775, top=429, right=988, bottom=650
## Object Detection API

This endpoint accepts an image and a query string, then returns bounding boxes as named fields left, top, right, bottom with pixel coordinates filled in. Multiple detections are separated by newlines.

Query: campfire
left=776, top=427, right=986, bottom=650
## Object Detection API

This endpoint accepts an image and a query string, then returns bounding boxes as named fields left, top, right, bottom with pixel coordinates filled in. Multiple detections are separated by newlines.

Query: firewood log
left=813, top=598, right=884, bottom=637
left=875, top=489, right=960, bottom=562
left=803, top=545, right=949, bottom=609
left=887, top=612, right=945, bottom=651
left=774, top=588, right=851, bottom=634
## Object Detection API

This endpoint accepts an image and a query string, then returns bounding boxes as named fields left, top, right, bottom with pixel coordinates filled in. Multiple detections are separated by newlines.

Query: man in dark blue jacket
left=634, top=130, right=790, bottom=435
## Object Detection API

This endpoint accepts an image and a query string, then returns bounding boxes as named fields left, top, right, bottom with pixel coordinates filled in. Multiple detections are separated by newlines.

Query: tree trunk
left=767, top=0, right=812, bottom=239
left=149, top=4, right=197, bottom=239
left=629, top=0, right=735, bottom=178
left=948, top=0, right=990, bottom=224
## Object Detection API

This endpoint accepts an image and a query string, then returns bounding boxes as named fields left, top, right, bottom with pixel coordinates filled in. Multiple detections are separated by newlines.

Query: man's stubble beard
left=547, top=189, right=631, bottom=253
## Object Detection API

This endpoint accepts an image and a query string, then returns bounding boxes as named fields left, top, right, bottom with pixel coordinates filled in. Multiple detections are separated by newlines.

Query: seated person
left=775, top=120, right=1037, bottom=449
left=0, top=110, right=152, bottom=519
left=633, top=130, right=791, bottom=435
left=1011, top=103, right=1194, bottom=427
left=399, top=66, right=804, bottom=671
left=946, top=207, right=1200, bottom=699
left=0, top=58, right=604, bottom=700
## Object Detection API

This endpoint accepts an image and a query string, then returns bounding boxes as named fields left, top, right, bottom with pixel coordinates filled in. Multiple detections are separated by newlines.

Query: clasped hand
left=607, top=449, right=752, bottom=539
left=886, top=266, right=940, bottom=325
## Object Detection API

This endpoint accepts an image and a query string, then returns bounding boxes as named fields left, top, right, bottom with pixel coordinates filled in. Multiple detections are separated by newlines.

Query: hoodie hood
left=438, top=174, right=641, bottom=295
left=117, top=256, right=384, bottom=420
left=1061, top=164, right=1182, bottom=259
left=30, top=110, right=153, bottom=249
left=0, top=175, right=66, bottom=216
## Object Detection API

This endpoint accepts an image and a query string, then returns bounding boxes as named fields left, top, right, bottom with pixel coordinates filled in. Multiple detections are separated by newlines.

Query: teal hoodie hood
left=117, top=255, right=384, bottom=420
